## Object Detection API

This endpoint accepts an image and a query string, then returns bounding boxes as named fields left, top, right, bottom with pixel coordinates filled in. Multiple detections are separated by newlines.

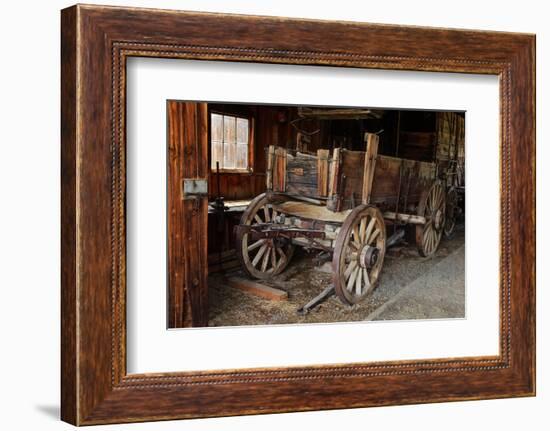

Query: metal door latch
left=182, top=179, right=208, bottom=199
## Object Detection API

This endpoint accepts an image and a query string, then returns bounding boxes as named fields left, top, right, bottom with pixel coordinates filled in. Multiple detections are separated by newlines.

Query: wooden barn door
left=167, top=101, right=209, bottom=328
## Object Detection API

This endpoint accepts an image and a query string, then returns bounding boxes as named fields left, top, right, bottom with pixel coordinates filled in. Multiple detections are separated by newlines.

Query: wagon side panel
left=370, top=156, right=436, bottom=213
left=369, top=156, right=401, bottom=211
left=340, top=150, right=366, bottom=210
left=285, top=151, right=319, bottom=198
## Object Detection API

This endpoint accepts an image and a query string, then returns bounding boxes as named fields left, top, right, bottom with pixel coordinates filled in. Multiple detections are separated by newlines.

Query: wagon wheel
left=444, top=186, right=458, bottom=238
left=416, top=180, right=446, bottom=257
left=235, top=193, right=295, bottom=279
left=333, top=205, right=386, bottom=305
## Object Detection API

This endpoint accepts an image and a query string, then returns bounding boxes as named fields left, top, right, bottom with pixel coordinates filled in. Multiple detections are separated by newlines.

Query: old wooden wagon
left=234, top=114, right=462, bottom=306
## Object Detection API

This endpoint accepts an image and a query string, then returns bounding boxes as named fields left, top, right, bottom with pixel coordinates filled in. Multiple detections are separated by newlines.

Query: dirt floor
left=208, top=225, right=465, bottom=327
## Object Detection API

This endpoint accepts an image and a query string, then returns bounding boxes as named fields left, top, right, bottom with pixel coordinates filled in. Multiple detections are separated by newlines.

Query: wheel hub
left=359, top=245, right=379, bottom=269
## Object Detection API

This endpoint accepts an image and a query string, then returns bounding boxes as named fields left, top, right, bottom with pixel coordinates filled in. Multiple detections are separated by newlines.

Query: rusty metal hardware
left=182, top=178, right=208, bottom=199
left=234, top=224, right=325, bottom=241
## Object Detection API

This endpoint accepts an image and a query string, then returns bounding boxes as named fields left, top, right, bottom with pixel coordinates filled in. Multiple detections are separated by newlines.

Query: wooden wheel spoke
left=261, top=248, right=270, bottom=272
left=364, top=217, right=376, bottom=245
left=263, top=205, right=270, bottom=222
left=344, top=260, right=357, bottom=279
left=359, top=218, right=367, bottom=243
left=276, top=246, right=288, bottom=266
left=347, top=242, right=359, bottom=253
left=347, top=267, right=359, bottom=291
left=368, top=227, right=381, bottom=245
left=426, top=233, right=431, bottom=253
left=345, top=251, right=358, bottom=263
left=426, top=192, right=433, bottom=212
left=270, top=247, right=278, bottom=270
left=355, top=267, right=363, bottom=295
left=426, top=230, right=432, bottom=253
left=252, top=243, right=268, bottom=267
left=423, top=224, right=431, bottom=242
left=254, top=214, right=263, bottom=224
left=431, top=229, right=438, bottom=252
left=431, top=187, right=437, bottom=211
left=352, top=226, right=361, bottom=248
left=247, top=239, right=265, bottom=252
left=363, top=269, right=371, bottom=291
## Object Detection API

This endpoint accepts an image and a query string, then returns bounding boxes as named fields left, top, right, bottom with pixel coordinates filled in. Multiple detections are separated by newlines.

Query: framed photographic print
left=61, top=4, right=535, bottom=425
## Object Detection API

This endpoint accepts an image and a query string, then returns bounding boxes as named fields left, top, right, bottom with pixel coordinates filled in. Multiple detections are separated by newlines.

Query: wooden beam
left=273, top=147, right=287, bottom=192
left=266, top=145, right=275, bottom=191
left=226, top=276, right=288, bottom=301
left=361, top=133, right=379, bottom=204
left=297, top=107, right=384, bottom=120
left=317, top=149, right=330, bottom=197
left=383, top=211, right=426, bottom=225
left=167, top=101, right=209, bottom=328
left=327, top=147, right=341, bottom=211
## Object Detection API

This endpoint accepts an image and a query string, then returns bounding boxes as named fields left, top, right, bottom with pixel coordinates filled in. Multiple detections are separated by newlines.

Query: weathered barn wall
left=436, top=111, right=465, bottom=162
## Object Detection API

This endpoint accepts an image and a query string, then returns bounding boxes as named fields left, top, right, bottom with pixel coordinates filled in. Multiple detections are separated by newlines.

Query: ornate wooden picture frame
left=61, top=4, right=535, bottom=425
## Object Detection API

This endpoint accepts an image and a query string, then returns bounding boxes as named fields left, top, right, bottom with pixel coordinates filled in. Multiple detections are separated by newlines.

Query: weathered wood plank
left=167, top=101, right=209, bottom=328
left=208, top=172, right=265, bottom=200
left=317, top=149, right=330, bottom=197
left=266, top=145, right=275, bottom=190
left=371, top=155, right=435, bottom=207
left=327, top=147, right=342, bottom=211
left=273, top=147, right=287, bottom=192
left=339, top=150, right=365, bottom=210
left=383, top=211, right=426, bottom=224
left=328, top=148, right=340, bottom=197
left=286, top=151, right=318, bottom=196
left=274, top=200, right=350, bottom=223
left=226, top=276, right=288, bottom=301
left=286, top=183, right=318, bottom=197
left=286, top=153, right=318, bottom=185
left=362, top=133, right=379, bottom=204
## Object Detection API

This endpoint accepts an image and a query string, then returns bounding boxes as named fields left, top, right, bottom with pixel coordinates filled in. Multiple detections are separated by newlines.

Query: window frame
left=209, top=110, right=254, bottom=173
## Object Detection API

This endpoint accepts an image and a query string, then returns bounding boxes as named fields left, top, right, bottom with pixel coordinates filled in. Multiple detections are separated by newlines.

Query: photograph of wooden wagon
left=235, top=124, right=459, bottom=306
